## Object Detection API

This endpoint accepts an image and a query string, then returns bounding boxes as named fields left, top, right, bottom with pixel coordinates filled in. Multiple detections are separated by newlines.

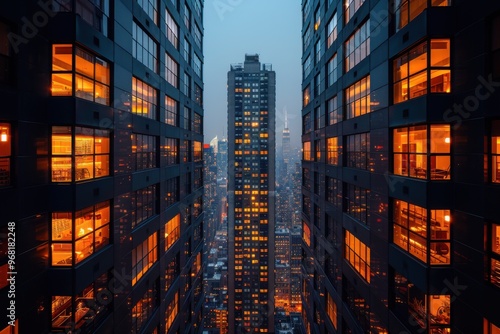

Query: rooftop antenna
left=284, top=109, right=288, bottom=129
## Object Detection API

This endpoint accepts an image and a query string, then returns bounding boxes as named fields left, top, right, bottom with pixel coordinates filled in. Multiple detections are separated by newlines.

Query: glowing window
left=393, top=39, right=451, bottom=103
left=51, top=126, right=110, bottom=182
left=52, top=44, right=110, bottom=105
left=344, top=230, right=370, bottom=282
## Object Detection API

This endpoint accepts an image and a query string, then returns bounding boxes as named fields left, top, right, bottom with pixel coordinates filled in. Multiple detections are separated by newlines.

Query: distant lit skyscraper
left=218, top=138, right=228, bottom=181
left=275, top=227, right=291, bottom=311
left=227, top=54, right=276, bottom=333
left=282, top=111, right=291, bottom=167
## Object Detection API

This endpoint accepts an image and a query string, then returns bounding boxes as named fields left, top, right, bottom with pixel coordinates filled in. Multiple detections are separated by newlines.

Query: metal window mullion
left=72, top=127, right=76, bottom=182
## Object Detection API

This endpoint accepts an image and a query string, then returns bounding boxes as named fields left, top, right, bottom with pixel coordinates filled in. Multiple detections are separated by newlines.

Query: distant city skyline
left=203, top=0, right=302, bottom=149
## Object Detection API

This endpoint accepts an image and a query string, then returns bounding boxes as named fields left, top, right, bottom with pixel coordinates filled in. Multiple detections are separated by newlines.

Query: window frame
left=132, top=77, right=158, bottom=120
left=344, top=20, right=370, bottom=72
left=344, top=184, right=370, bottom=225
left=137, top=0, right=158, bottom=25
left=489, top=222, right=500, bottom=288
left=131, top=232, right=158, bottom=285
left=491, top=120, right=500, bottom=183
left=52, top=44, right=111, bottom=105
left=51, top=126, right=110, bottom=183
left=326, top=12, right=338, bottom=49
left=344, top=229, right=371, bottom=282
left=327, top=137, right=339, bottom=165
left=166, top=8, right=179, bottom=49
left=132, top=22, right=158, bottom=73
left=345, top=75, right=371, bottom=119
left=345, top=0, right=366, bottom=24
left=327, top=95, right=340, bottom=125
left=393, top=39, right=451, bottom=104
left=392, top=124, right=451, bottom=180
left=327, top=54, right=338, bottom=87
left=345, top=132, right=370, bottom=170
left=131, top=133, right=157, bottom=170
left=132, top=184, right=158, bottom=229
left=395, top=0, right=451, bottom=32
left=165, top=214, right=180, bottom=251
left=165, top=95, right=178, bottom=126
left=51, top=201, right=111, bottom=266
left=166, top=53, right=179, bottom=88
left=393, top=199, right=451, bottom=265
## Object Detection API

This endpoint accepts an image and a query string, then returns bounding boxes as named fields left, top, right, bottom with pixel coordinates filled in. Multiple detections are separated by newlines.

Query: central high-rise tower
left=227, top=54, right=276, bottom=333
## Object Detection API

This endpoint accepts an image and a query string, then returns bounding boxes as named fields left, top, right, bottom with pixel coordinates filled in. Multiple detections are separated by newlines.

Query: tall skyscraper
left=0, top=1, right=204, bottom=333
left=227, top=54, right=276, bottom=333
left=301, top=0, right=500, bottom=333
left=274, top=227, right=291, bottom=312
left=282, top=111, right=291, bottom=168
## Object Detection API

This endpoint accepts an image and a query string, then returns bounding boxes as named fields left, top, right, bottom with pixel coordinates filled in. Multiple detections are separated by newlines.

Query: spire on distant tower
left=284, top=109, right=288, bottom=129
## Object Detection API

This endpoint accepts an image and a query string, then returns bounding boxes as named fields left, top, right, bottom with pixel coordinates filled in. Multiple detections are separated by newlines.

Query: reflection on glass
left=327, top=137, right=338, bottom=165
left=52, top=44, right=110, bottom=104
left=393, top=40, right=451, bottom=103
left=303, top=141, right=312, bottom=161
left=303, top=86, right=310, bottom=107
left=393, top=200, right=451, bottom=264
left=51, top=273, right=109, bottom=331
left=51, top=202, right=110, bottom=266
left=346, top=76, right=370, bottom=119
left=51, top=127, right=110, bottom=182
left=393, top=125, right=450, bottom=180
left=344, top=230, right=371, bottom=282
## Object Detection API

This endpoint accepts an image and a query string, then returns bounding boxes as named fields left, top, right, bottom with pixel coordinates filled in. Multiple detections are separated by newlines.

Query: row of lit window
left=304, top=124, right=454, bottom=181
left=49, top=126, right=202, bottom=183
left=304, top=39, right=450, bottom=118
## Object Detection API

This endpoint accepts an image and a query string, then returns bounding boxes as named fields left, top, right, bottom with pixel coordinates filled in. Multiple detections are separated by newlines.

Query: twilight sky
left=203, top=0, right=302, bottom=150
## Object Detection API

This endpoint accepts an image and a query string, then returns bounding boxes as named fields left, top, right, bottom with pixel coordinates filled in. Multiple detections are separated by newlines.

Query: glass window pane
left=430, top=69, right=451, bottom=93
left=430, top=125, right=451, bottom=153
left=75, top=74, right=94, bottom=101
left=429, top=295, right=450, bottom=324
left=431, top=155, right=450, bottom=179
left=409, top=232, right=426, bottom=262
left=95, top=82, right=109, bottom=105
left=52, top=44, right=73, bottom=71
left=412, top=154, right=428, bottom=178
left=76, top=47, right=94, bottom=78
left=408, top=72, right=427, bottom=99
left=52, top=73, right=73, bottom=96
left=409, top=126, right=427, bottom=153
left=431, top=40, right=450, bottom=67
left=75, top=155, right=94, bottom=180
left=52, top=157, right=72, bottom=182
left=95, top=58, right=110, bottom=84
left=52, top=243, right=73, bottom=265
left=409, top=0, right=426, bottom=21
left=409, top=42, right=427, bottom=74
left=394, top=54, right=409, bottom=81
left=52, top=213, right=72, bottom=241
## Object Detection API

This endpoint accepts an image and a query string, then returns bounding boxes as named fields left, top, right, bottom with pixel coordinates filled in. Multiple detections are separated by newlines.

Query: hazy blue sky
left=203, top=0, right=302, bottom=149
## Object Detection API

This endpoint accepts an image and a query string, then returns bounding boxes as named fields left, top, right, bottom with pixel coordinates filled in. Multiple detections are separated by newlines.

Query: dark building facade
left=0, top=0, right=204, bottom=333
left=301, top=0, right=500, bottom=333
left=227, top=54, right=276, bottom=333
